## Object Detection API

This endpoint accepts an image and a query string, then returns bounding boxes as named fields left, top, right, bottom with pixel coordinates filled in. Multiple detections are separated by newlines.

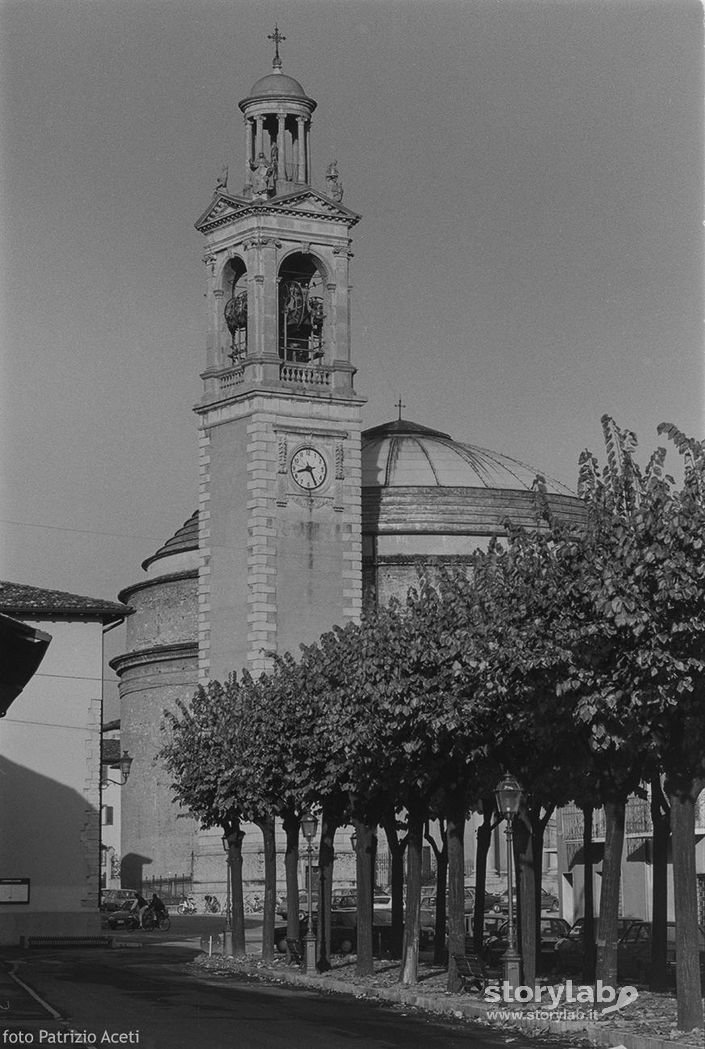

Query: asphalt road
left=4, top=930, right=577, bottom=1049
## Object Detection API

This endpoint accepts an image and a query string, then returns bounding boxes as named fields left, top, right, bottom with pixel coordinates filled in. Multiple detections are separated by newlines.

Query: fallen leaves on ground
left=190, top=952, right=704, bottom=1046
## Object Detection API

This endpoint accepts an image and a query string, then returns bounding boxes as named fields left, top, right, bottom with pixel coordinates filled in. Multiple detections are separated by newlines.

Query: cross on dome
left=267, top=24, right=286, bottom=70
left=395, top=396, right=407, bottom=420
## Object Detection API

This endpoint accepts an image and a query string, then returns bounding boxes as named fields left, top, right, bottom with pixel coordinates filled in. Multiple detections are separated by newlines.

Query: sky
left=1, top=0, right=703, bottom=702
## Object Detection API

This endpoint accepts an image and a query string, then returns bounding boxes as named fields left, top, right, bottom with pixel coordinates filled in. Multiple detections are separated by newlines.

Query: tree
left=551, top=417, right=705, bottom=1017
left=160, top=681, right=250, bottom=957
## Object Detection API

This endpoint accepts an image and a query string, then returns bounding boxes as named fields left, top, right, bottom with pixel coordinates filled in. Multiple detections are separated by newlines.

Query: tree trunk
left=531, top=807, right=552, bottom=970
left=282, top=808, right=301, bottom=942
left=668, top=780, right=704, bottom=1032
left=260, top=815, right=276, bottom=963
left=400, top=805, right=424, bottom=986
left=382, top=812, right=406, bottom=958
left=650, top=777, right=670, bottom=992
left=225, top=821, right=246, bottom=957
left=581, top=806, right=596, bottom=983
left=353, top=819, right=377, bottom=976
left=472, top=802, right=494, bottom=953
left=596, top=797, right=626, bottom=987
left=515, top=812, right=535, bottom=985
left=427, top=820, right=448, bottom=967
left=445, top=803, right=465, bottom=991
left=316, top=806, right=338, bottom=972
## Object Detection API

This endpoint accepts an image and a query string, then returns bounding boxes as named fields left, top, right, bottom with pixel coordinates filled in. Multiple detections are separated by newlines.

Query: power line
left=33, top=671, right=119, bottom=684
left=0, top=518, right=167, bottom=543
left=2, top=717, right=103, bottom=733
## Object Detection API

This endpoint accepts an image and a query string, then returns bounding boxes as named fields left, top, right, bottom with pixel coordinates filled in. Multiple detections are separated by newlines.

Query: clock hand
left=297, top=464, right=316, bottom=478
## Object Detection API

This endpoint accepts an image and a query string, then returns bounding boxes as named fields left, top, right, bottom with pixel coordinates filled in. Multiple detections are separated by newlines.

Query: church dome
left=141, top=511, right=199, bottom=572
left=246, top=71, right=309, bottom=100
left=362, top=418, right=570, bottom=493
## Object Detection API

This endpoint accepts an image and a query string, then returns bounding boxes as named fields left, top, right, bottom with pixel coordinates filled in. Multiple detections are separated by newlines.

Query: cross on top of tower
left=395, top=397, right=406, bottom=420
left=267, top=24, right=286, bottom=70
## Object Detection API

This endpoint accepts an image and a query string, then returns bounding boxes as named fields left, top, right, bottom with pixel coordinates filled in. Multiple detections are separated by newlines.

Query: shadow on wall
left=0, top=754, right=99, bottom=903
left=121, top=853, right=153, bottom=890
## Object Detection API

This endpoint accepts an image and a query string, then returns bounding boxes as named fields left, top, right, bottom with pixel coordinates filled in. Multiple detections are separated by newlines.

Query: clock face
left=290, top=447, right=327, bottom=490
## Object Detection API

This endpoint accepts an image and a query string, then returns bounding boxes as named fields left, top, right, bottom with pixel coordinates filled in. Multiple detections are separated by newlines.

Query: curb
left=260, top=966, right=696, bottom=1049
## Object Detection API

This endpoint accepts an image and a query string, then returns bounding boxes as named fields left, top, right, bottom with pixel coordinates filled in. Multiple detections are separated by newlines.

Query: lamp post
left=99, top=750, right=133, bottom=910
left=301, top=811, right=318, bottom=973
left=495, top=774, right=523, bottom=990
left=221, top=834, right=232, bottom=957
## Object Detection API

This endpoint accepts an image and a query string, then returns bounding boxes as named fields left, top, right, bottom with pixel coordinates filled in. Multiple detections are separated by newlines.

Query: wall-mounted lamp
left=104, top=750, right=133, bottom=786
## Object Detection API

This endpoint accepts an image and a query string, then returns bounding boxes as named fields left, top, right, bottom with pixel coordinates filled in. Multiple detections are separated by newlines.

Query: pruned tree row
left=160, top=419, right=705, bottom=1029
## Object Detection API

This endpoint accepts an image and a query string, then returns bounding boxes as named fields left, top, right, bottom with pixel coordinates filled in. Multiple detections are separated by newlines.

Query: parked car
left=491, top=890, right=517, bottom=913
left=488, top=887, right=558, bottom=912
left=279, top=887, right=392, bottom=922
left=617, top=920, right=705, bottom=985
left=100, top=888, right=140, bottom=914
left=331, top=890, right=356, bottom=909
left=485, top=915, right=571, bottom=972
left=540, top=888, right=559, bottom=912
left=273, top=912, right=373, bottom=957
left=104, top=900, right=140, bottom=929
left=554, top=916, right=638, bottom=974
left=277, top=891, right=319, bottom=921
left=328, top=889, right=392, bottom=911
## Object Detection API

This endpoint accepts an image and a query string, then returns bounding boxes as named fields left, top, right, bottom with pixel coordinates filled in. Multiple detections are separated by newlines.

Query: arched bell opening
left=222, top=258, right=248, bottom=363
left=278, top=253, right=327, bottom=363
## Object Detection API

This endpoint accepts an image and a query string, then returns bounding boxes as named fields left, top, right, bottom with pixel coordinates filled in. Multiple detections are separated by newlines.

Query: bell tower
left=194, top=31, right=365, bottom=682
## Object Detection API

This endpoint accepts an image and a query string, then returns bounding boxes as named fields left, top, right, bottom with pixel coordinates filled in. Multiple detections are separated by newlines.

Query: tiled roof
left=0, top=581, right=131, bottom=624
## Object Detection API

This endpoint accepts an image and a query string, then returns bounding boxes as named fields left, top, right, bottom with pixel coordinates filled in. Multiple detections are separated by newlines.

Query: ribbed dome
left=247, top=71, right=308, bottom=99
left=362, top=419, right=571, bottom=493
left=141, top=512, right=199, bottom=571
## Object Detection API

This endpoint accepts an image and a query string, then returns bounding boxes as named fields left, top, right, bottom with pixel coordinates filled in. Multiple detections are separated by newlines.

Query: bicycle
left=177, top=895, right=197, bottom=915
left=204, top=894, right=221, bottom=914
left=141, top=906, right=171, bottom=931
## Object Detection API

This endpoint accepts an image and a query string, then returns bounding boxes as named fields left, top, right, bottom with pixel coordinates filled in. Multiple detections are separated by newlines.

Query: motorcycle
left=177, top=894, right=197, bottom=915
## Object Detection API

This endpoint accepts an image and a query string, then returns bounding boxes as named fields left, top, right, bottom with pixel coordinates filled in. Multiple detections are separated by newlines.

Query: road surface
left=4, top=935, right=577, bottom=1049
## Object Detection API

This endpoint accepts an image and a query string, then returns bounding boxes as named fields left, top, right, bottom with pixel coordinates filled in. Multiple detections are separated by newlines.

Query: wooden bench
left=286, top=938, right=304, bottom=966
left=453, top=951, right=491, bottom=993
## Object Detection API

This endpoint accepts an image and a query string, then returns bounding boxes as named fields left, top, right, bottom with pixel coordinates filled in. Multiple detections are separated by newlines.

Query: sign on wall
left=0, top=878, right=30, bottom=904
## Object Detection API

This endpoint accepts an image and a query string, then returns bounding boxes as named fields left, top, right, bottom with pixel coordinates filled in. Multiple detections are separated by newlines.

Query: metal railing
left=561, top=790, right=705, bottom=843
left=141, top=874, right=192, bottom=905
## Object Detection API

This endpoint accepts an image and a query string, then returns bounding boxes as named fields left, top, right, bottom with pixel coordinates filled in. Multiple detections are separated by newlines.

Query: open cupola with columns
left=195, top=27, right=360, bottom=406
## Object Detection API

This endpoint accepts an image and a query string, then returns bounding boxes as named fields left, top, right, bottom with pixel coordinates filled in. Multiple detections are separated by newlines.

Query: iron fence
left=142, top=874, right=192, bottom=905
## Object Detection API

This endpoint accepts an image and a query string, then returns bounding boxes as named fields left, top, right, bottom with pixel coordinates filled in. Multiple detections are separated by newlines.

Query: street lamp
left=301, top=811, right=318, bottom=973
left=104, top=750, right=133, bottom=786
left=495, top=773, right=524, bottom=990
left=221, top=834, right=233, bottom=957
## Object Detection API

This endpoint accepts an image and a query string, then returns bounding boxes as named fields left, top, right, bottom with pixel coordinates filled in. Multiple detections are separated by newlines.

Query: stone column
left=277, top=113, right=285, bottom=186
left=255, top=117, right=263, bottom=158
left=305, top=120, right=312, bottom=184
left=243, top=118, right=252, bottom=188
left=332, top=248, right=352, bottom=363
left=213, top=288, right=225, bottom=366
left=296, top=117, right=304, bottom=183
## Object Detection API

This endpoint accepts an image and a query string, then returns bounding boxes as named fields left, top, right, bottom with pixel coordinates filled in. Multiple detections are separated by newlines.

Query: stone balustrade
left=280, top=363, right=332, bottom=386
